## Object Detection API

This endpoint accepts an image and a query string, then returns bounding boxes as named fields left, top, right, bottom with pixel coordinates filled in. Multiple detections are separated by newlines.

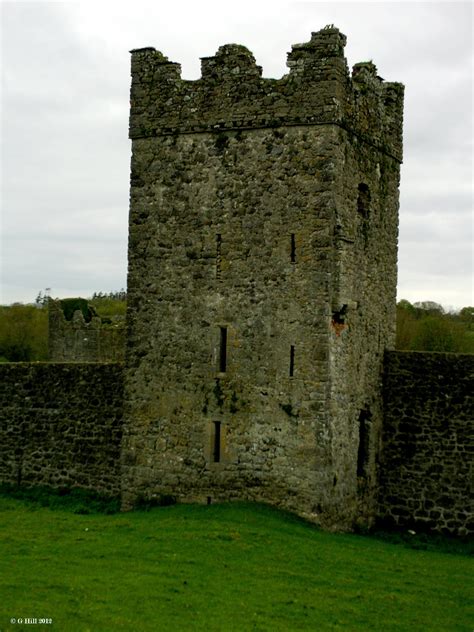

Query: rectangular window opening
left=357, top=409, right=371, bottom=478
left=289, top=345, right=295, bottom=377
left=216, top=234, right=222, bottom=279
left=219, top=327, right=227, bottom=373
left=213, top=421, right=221, bottom=463
left=290, top=233, right=296, bottom=263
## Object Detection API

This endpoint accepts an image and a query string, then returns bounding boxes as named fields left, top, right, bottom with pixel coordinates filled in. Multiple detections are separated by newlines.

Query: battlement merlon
left=129, top=27, right=404, bottom=162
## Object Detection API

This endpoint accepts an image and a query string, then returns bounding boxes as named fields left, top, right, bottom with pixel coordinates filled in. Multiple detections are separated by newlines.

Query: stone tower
left=122, top=26, right=404, bottom=529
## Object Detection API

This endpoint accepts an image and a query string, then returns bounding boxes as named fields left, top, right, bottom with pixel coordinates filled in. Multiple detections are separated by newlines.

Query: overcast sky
left=1, top=1, right=472, bottom=309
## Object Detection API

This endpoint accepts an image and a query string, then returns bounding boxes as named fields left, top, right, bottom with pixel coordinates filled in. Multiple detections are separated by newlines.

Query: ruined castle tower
left=122, top=27, right=404, bottom=529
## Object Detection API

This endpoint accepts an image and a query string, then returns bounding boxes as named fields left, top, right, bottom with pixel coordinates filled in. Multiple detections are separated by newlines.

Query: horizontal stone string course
left=129, top=28, right=403, bottom=162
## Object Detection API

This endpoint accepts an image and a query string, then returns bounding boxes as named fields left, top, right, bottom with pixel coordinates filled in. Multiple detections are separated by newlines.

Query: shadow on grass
left=0, top=484, right=471, bottom=556
left=359, top=524, right=473, bottom=557
left=0, top=483, right=120, bottom=514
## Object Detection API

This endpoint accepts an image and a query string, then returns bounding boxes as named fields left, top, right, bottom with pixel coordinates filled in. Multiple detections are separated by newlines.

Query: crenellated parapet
left=348, top=61, right=404, bottom=161
left=129, top=26, right=404, bottom=161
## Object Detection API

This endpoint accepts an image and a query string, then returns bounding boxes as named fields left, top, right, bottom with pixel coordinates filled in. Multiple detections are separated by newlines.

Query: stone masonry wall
left=48, top=300, right=125, bottom=363
left=129, top=31, right=403, bottom=160
left=0, top=363, right=124, bottom=496
left=379, top=351, right=474, bottom=536
left=124, top=124, right=338, bottom=523
left=327, top=126, right=401, bottom=526
left=123, top=27, right=404, bottom=530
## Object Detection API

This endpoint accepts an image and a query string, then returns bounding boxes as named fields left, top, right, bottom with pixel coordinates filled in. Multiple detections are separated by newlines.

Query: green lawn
left=0, top=496, right=472, bottom=631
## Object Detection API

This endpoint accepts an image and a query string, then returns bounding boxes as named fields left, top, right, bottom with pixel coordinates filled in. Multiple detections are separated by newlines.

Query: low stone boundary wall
left=0, top=363, right=124, bottom=496
left=379, top=351, right=474, bottom=536
left=1, top=355, right=472, bottom=534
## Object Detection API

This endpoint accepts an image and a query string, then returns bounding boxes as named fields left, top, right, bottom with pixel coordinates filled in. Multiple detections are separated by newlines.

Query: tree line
left=396, top=300, right=474, bottom=353
left=0, top=294, right=472, bottom=362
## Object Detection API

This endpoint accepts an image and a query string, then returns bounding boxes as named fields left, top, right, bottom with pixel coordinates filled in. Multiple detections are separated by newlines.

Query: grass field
left=0, top=492, right=472, bottom=631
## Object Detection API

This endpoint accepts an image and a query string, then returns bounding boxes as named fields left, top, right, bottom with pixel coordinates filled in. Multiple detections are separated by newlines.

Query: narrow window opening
left=216, top=234, right=222, bottom=279
left=357, top=409, right=372, bottom=478
left=207, top=496, right=212, bottom=505
left=290, top=233, right=296, bottom=263
left=289, top=345, right=295, bottom=377
left=213, top=421, right=221, bottom=463
left=219, top=327, right=227, bottom=373
left=357, top=183, right=371, bottom=219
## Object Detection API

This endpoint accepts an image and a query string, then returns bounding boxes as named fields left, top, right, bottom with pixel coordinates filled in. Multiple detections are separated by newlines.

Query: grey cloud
left=1, top=1, right=472, bottom=308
